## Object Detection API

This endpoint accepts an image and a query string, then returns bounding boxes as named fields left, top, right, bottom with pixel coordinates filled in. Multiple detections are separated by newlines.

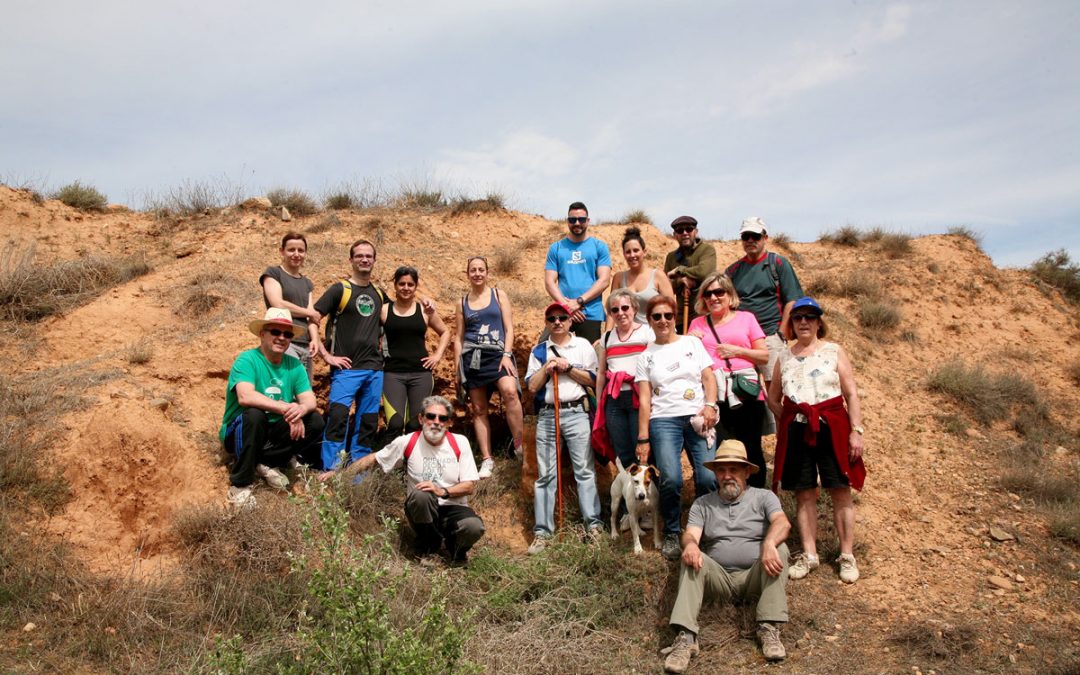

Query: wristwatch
left=441, top=487, right=451, bottom=498
left=576, top=296, right=585, bottom=307
left=704, top=402, right=719, bottom=411
left=852, top=425, right=865, bottom=435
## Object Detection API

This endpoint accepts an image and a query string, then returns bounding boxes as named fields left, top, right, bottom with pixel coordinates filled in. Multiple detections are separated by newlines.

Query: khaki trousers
left=669, top=543, right=789, bottom=634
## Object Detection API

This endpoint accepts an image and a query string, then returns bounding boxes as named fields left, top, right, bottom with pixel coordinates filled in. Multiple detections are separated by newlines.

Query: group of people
left=218, top=204, right=869, bottom=668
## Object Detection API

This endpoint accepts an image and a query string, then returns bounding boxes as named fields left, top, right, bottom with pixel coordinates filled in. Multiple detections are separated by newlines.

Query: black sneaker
left=661, top=533, right=682, bottom=561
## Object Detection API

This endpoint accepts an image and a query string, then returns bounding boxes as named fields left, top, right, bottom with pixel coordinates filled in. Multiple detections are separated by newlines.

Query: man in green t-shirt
left=220, top=308, right=324, bottom=507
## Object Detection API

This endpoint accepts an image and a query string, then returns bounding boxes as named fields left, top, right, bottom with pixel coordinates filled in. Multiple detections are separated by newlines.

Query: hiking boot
left=586, top=524, right=604, bottom=544
left=837, top=553, right=860, bottom=583
left=227, top=485, right=256, bottom=509
left=478, top=457, right=495, bottom=479
left=527, top=535, right=551, bottom=555
left=256, top=464, right=289, bottom=490
left=757, top=622, right=786, bottom=661
left=788, top=552, right=819, bottom=580
left=661, top=533, right=682, bottom=561
left=662, top=630, right=699, bottom=673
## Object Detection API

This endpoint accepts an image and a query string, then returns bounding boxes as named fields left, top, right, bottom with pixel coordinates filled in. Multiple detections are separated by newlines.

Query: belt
left=542, top=398, right=584, bottom=410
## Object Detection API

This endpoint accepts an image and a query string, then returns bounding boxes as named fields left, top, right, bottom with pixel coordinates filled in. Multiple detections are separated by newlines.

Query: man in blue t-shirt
left=220, top=308, right=324, bottom=508
left=543, top=201, right=611, bottom=344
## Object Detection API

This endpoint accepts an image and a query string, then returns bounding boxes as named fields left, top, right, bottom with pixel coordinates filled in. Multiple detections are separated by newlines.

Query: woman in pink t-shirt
left=688, top=272, right=769, bottom=488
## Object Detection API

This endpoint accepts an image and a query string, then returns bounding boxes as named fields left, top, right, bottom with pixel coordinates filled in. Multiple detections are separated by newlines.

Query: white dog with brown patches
left=610, top=458, right=662, bottom=554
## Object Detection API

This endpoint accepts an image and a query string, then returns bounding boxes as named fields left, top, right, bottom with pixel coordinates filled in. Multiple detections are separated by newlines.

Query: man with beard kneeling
left=347, top=395, right=484, bottom=566
left=662, top=440, right=792, bottom=672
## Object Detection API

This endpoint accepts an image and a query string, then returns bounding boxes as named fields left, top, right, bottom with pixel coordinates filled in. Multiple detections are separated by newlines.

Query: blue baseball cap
left=791, top=297, right=823, bottom=316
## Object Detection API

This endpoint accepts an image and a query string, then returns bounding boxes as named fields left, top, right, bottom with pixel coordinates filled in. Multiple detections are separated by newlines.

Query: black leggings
left=382, top=371, right=434, bottom=437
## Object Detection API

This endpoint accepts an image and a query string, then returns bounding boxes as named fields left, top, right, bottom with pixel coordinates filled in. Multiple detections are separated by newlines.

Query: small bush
left=1048, top=503, right=1080, bottom=546
left=819, top=225, right=861, bottom=246
left=1067, top=360, right=1080, bottom=386
left=890, top=621, right=979, bottom=660
left=399, top=189, right=447, bottom=209
left=836, top=271, right=882, bottom=300
left=308, top=213, right=342, bottom=234
left=804, top=276, right=835, bottom=297
left=324, top=192, right=355, bottom=210
left=144, top=178, right=246, bottom=216
left=935, top=413, right=967, bottom=436
left=620, top=209, right=652, bottom=225
left=770, top=232, right=792, bottom=247
left=857, top=300, right=901, bottom=330
left=927, top=361, right=1041, bottom=425
left=53, top=181, right=108, bottom=211
left=492, top=243, right=525, bottom=277
left=125, top=340, right=153, bottom=365
left=1000, top=465, right=1077, bottom=505
left=451, top=193, right=506, bottom=216
left=948, top=226, right=983, bottom=248
left=860, top=227, right=886, bottom=243
left=266, top=188, right=319, bottom=217
left=1030, top=249, right=1080, bottom=305
left=899, top=329, right=919, bottom=343
left=180, top=272, right=243, bottom=316
left=878, top=232, right=913, bottom=258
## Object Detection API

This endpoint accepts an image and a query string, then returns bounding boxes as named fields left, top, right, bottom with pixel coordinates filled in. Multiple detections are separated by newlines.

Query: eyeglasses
left=741, top=232, right=763, bottom=242
left=546, top=315, right=570, bottom=323
left=791, top=314, right=819, bottom=323
left=702, top=288, right=727, bottom=299
left=650, top=312, right=675, bottom=322
left=611, top=305, right=634, bottom=313
left=267, top=328, right=295, bottom=339
left=567, top=217, right=588, bottom=225
left=673, top=226, right=695, bottom=234
left=424, top=412, right=450, bottom=422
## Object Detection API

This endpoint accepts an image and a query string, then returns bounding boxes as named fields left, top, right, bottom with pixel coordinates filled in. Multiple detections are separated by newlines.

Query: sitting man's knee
left=457, top=516, right=485, bottom=540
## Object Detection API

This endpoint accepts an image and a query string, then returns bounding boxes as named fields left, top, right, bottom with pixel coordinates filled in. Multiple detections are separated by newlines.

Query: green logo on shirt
left=356, top=293, right=375, bottom=317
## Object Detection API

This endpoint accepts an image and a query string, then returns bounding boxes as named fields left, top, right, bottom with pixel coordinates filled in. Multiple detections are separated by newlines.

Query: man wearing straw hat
left=662, top=439, right=792, bottom=671
left=220, top=308, right=324, bottom=508
left=524, top=302, right=603, bottom=554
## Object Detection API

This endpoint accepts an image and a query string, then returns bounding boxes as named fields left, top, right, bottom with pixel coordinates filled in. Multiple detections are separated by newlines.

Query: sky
left=2, top=0, right=1077, bottom=267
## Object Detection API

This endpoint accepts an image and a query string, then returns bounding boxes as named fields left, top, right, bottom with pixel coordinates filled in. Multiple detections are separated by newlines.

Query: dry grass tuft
left=451, top=193, right=507, bottom=216
left=948, top=226, right=983, bottom=249
left=307, top=213, right=341, bottom=234
left=1067, top=360, right=1080, bottom=386
left=1031, top=249, right=1080, bottom=306
left=143, top=178, right=246, bottom=216
left=835, top=271, right=883, bottom=300
left=889, top=620, right=979, bottom=660
left=857, top=300, right=901, bottom=330
left=125, top=340, right=153, bottom=365
left=927, top=361, right=1042, bottom=426
left=804, top=275, right=835, bottom=297
left=877, top=232, right=913, bottom=258
left=621, top=209, right=652, bottom=225
left=819, top=225, right=862, bottom=247
left=266, top=188, right=319, bottom=217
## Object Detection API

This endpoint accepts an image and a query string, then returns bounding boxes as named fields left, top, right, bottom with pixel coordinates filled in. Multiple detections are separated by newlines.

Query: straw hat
left=248, top=308, right=295, bottom=337
left=703, top=439, right=760, bottom=475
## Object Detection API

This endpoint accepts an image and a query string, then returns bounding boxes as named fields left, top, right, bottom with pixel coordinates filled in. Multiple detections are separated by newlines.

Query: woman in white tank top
left=608, top=226, right=675, bottom=327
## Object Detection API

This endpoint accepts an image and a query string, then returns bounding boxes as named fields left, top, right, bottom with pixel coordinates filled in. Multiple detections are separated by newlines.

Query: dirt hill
left=2, top=185, right=1078, bottom=672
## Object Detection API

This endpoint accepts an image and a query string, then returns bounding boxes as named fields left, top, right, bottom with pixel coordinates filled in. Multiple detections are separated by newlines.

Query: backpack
left=403, top=430, right=461, bottom=460
left=325, top=280, right=388, bottom=353
left=726, top=252, right=783, bottom=324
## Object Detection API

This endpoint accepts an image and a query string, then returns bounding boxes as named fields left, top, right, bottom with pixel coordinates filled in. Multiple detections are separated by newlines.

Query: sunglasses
left=424, top=412, right=451, bottom=422
left=650, top=312, right=675, bottom=322
left=610, top=305, right=634, bottom=313
left=791, top=314, right=819, bottom=323
left=267, top=328, right=295, bottom=339
left=567, top=216, right=588, bottom=225
left=702, top=288, right=728, bottom=299
left=673, top=226, right=695, bottom=234
left=741, top=232, right=763, bottom=242
left=546, top=314, right=570, bottom=323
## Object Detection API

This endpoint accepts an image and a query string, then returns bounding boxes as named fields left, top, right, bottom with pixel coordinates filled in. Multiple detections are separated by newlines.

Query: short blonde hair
left=694, top=272, right=740, bottom=315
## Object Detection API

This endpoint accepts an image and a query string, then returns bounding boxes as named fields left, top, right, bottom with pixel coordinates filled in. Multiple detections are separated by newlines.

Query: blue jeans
left=604, top=389, right=639, bottom=469
left=534, top=406, right=602, bottom=536
left=322, top=369, right=384, bottom=470
left=650, top=415, right=718, bottom=535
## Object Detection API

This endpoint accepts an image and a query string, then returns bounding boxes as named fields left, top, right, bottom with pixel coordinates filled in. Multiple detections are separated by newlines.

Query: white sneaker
left=227, top=486, right=256, bottom=508
left=527, top=535, right=550, bottom=555
left=478, top=457, right=495, bottom=479
left=788, top=552, right=820, bottom=579
left=837, top=553, right=860, bottom=583
left=256, top=464, right=289, bottom=490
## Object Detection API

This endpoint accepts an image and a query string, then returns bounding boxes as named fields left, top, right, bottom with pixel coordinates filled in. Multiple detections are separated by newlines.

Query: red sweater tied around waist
left=772, top=395, right=866, bottom=493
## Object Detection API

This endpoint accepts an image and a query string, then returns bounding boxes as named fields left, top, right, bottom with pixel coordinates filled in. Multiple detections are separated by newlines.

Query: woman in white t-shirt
left=635, top=294, right=720, bottom=561
left=596, top=289, right=654, bottom=469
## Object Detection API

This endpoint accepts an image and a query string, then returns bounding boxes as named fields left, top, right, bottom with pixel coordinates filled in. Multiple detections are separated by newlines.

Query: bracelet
left=636, top=438, right=650, bottom=444
left=503, top=351, right=513, bottom=357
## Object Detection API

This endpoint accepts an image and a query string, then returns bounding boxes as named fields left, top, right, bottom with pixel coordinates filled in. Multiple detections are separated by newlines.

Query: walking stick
left=682, top=285, right=690, bottom=334
left=552, top=366, right=564, bottom=533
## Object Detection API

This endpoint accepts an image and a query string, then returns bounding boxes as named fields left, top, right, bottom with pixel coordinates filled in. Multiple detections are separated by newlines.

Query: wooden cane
left=552, top=367, right=563, bottom=533
left=682, top=286, right=690, bottom=334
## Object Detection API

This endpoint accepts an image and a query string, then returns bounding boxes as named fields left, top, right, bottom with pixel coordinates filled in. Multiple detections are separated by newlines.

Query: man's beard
left=423, top=425, right=447, bottom=445
left=719, top=479, right=743, bottom=501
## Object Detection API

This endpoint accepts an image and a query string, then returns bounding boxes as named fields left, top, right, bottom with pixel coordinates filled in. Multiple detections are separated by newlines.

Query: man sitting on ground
left=346, top=395, right=485, bottom=566
left=220, top=308, right=324, bottom=508
left=662, top=440, right=791, bottom=672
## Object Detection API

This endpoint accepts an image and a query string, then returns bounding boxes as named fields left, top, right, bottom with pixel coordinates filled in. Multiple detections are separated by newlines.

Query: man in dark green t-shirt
left=220, top=308, right=323, bottom=508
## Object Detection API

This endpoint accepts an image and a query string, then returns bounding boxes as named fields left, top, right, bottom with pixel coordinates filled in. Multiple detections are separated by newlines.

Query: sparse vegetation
left=804, top=275, right=835, bottom=297
left=770, top=232, right=792, bottom=247
left=620, top=209, right=652, bottom=225
left=878, top=231, right=913, bottom=258
left=1067, top=360, right=1080, bottom=386
left=492, top=242, right=526, bottom=277
left=181, top=272, right=245, bottom=316
left=927, top=360, right=1042, bottom=425
left=144, top=178, right=246, bottom=216
left=948, top=226, right=983, bottom=249
left=324, top=192, right=356, bottom=210
left=836, top=271, right=883, bottom=300
left=266, top=188, right=319, bottom=217
left=899, top=329, right=919, bottom=343
left=125, top=340, right=153, bottom=365
left=451, top=193, right=506, bottom=216
left=53, top=181, right=108, bottom=211
left=857, top=300, right=901, bottom=330
left=890, top=621, right=979, bottom=660
left=398, top=188, right=447, bottom=209
left=308, top=213, right=342, bottom=234
left=819, top=225, right=862, bottom=247
left=1030, top=249, right=1080, bottom=306
left=0, top=246, right=151, bottom=321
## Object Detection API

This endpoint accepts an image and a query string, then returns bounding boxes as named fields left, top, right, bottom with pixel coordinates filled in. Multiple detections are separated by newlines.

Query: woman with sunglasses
left=595, top=289, right=654, bottom=469
left=607, top=226, right=675, bottom=327
left=260, top=232, right=318, bottom=378
left=767, top=297, right=866, bottom=584
left=688, top=272, right=769, bottom=488
left=380, top=266, right=451, bottom=443
left=454, top=256, right=524, bottom=479
left=635, top=294, right=720, bottom=560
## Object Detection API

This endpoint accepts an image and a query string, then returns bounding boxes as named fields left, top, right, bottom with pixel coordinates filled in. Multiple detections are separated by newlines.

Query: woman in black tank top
left=380, top=266, right=451, bottom=438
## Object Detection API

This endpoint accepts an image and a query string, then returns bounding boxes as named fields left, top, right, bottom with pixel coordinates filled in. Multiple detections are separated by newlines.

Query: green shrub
left=266, top=188, right=319, bottom=217
left=819, top=225, right=861, bottom=246
left=323, top=192, right=355, bottom=210
left=1048, top=503, right=1080, bottom=546
left=836, top=271, right=882, bottom=300
left=399, top=189, right=447, bottom=209
left=927, top=361, right=1041, bottom=425
left=53, top=181, right=108, bottom=211
left=857, top=300, right=901, bottom=330
left=621, top=209, right=652, bottom=225
left=1030, top=249, right=1080, bottom=305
